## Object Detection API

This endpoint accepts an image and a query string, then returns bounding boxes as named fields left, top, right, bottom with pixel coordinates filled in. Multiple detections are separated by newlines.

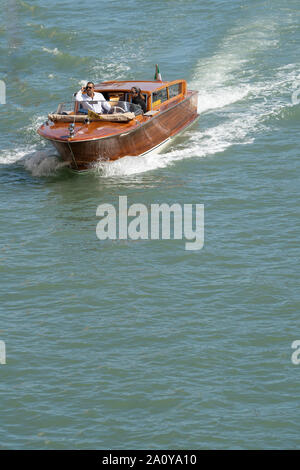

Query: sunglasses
left=86, top=86, right=94, bottom=89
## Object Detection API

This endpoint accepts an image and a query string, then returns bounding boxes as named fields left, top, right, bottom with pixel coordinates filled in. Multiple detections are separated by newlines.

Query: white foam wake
left=23, top=150, right=69, bottom=176
left=0, top=146, right=34, bottom=166
left=0, top=145, right=68, bottom=176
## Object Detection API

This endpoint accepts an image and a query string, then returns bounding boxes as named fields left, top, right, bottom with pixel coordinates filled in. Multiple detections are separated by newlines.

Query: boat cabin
left=54, top=80, right=188, bottom=118
left=91, top=79, right=187, bottom=113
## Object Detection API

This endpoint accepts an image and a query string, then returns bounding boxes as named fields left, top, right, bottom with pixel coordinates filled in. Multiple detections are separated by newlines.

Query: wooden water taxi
left=37, top=79, right=199, bottom=170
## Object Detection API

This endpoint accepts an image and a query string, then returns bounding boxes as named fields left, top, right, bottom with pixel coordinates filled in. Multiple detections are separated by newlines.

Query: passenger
left=130, top=87, right=146, bottom=113
left=75, top=82, right=111, bottom=114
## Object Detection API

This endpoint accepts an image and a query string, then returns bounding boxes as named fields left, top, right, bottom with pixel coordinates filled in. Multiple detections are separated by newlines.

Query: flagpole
left=154, top=64, right=162, bottom=81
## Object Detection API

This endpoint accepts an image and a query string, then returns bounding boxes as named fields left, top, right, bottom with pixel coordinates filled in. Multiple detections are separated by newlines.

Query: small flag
left=154, top=64, right=162, bottom=81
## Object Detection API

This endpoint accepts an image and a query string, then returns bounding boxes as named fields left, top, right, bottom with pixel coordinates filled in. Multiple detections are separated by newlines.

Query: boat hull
left=45, top=91, right=198, bottom=170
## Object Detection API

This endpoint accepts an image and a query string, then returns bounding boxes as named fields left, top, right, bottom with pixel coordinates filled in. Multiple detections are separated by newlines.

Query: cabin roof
left=95, top=80, right=176, bottom=93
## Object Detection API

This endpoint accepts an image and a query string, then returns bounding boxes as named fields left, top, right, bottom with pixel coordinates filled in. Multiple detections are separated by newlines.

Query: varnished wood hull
left=43, top=91, right=198, bottom=171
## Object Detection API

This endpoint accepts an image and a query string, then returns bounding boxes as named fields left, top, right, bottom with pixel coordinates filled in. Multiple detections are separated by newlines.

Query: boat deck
left=40, top=115, right=145, bottom=142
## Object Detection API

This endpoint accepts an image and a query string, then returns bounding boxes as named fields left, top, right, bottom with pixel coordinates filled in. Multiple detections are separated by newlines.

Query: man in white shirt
left=75, top=82, right=111, bottom=114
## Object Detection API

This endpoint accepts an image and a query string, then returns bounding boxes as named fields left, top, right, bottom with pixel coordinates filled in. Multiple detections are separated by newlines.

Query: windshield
left=56, top=101, right=143, bottom=116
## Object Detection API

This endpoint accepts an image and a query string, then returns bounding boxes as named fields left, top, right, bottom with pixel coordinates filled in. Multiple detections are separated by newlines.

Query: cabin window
left=168, top=83, right=182, bottom=98
left=152, top=88, right=168, bottom=107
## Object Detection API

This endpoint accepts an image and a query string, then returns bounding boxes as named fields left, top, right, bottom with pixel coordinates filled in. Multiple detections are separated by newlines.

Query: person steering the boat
left=75, top=82, right=111, bottom=114
left=130, top=87, right=146, bottom=113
